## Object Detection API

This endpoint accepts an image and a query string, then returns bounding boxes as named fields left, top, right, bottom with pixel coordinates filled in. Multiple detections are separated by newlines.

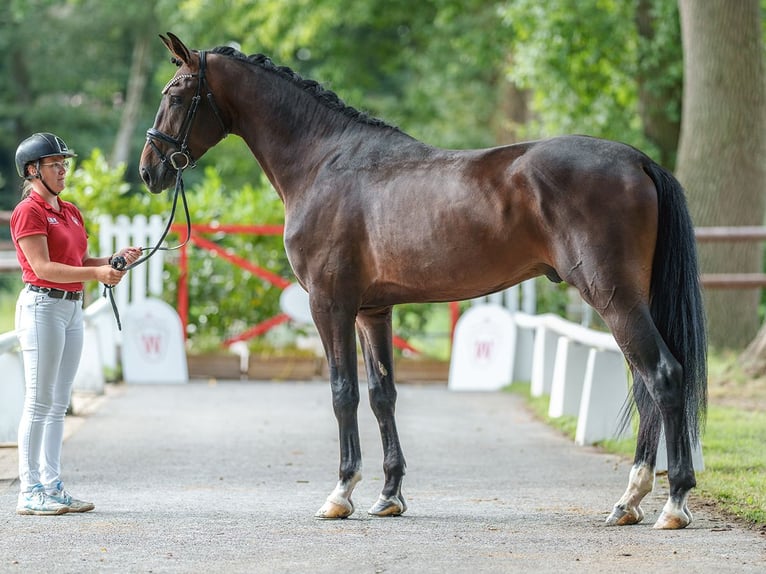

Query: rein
left=105, top=50, right=227, bottom=330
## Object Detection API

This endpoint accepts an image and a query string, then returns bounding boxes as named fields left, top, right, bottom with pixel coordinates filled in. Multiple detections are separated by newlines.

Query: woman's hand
left=114, top=246, right=143, bottom=266
left=97, top=265, right=128, bottom=286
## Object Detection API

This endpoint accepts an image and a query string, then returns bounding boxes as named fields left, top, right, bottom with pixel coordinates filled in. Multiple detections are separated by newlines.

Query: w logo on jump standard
left=141, top=333, right=164, bottom=358
left=474, top=339, right=495, bottom=362
left=133, top=315, right=168, bottom=363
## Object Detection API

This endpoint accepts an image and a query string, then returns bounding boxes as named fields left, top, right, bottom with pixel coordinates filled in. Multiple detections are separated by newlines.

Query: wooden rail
left=695, top=226, right=766, bottom=288
left=695, top=226, right=766, bottom=242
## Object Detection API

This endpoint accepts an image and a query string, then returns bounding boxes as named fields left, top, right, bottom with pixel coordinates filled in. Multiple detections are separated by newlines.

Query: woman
left=11, top=132, right=141, bottom=515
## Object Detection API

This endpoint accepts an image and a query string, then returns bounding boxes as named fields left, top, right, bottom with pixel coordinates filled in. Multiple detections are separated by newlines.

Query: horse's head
left=139, top=33, right=228, bottom=194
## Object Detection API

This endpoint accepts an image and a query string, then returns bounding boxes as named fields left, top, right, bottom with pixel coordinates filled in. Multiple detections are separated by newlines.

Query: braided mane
left=210, top=45, right=398, bottom=131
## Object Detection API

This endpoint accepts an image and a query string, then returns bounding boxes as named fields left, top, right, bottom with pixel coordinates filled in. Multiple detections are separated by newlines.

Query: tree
left=634, top=0, right=683, bottom=169
left=110, top=21, right=157, bottom=168
left=675, top=0, right=766, bottom=349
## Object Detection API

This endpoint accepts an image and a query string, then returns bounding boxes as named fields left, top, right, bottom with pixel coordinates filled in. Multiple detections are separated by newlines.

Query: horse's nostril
left=140, top=167, right=151, bottom=187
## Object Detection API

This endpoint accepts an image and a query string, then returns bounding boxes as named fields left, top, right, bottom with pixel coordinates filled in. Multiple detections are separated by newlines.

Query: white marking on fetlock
left=316, top=494, right=355, bottom=519
left=654, top=492, right=692, bottom=529
left=606, top=463, right=655, bottom=526
left=315, top=473, right=362, bottom=519
left=368, top=494, right=407, bottom=517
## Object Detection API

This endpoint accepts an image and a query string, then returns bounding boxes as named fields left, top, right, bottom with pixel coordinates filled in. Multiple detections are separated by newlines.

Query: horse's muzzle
left=139, top=164, right=169, bottom=194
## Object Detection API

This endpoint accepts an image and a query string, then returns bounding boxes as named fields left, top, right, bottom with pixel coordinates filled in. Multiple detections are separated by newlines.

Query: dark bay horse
left=140, top=33, right=707, bottom=529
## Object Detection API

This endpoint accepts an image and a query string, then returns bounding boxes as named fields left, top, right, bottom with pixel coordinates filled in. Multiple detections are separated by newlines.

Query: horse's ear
left=160, top=32, right=193, bottom=67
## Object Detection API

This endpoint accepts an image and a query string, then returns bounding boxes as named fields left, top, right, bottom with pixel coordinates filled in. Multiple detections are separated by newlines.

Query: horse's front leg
left=357, top=307, right=407, bottom=517
left=312, top=300, right=363, bottom=519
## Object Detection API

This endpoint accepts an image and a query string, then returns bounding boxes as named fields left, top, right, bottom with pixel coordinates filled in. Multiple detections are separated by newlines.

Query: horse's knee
left=331, top=380, right=360, bottom=417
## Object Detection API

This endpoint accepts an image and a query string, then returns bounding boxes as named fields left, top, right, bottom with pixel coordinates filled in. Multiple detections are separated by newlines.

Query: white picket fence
left=98, top=214, right=167, bottom=313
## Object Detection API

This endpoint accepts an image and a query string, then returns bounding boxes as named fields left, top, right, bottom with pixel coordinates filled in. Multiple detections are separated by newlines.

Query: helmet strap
left=29, top=160, right=61, bottom=197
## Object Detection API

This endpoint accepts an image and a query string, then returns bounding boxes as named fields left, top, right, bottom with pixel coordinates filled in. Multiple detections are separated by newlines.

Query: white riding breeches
left=15, top=289, right=84, bottom=493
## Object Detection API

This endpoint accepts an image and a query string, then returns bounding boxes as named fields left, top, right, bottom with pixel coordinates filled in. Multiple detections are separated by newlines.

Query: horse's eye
left=169, top=95, right=183, bottom=106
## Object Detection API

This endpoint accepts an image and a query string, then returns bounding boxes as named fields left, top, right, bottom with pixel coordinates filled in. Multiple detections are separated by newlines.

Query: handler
left=11, top=132, right=141, bottom=515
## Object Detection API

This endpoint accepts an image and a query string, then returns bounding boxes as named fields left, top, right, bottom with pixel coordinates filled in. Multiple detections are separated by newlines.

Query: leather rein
left=106, top=51, right=228, bottom=329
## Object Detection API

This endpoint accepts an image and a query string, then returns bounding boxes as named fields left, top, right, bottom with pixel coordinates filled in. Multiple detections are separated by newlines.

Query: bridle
left=145, top=50, right=228, bottom=172
left=105, top=50, right=229, bottom=329
left=136, top=48, right=230, bottom=271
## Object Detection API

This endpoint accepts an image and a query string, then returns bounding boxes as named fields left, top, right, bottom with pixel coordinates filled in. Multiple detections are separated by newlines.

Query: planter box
left=187, top=353, right=322, bottom=380
left=187, top=354, right=242, bottom=379
left=320, top=358, right=449, bottom=384
left=187, top=353, right=448, bottom=383
left=248, top=356, right=323, bottom=380
left=395, top=358, right=449, bottom=383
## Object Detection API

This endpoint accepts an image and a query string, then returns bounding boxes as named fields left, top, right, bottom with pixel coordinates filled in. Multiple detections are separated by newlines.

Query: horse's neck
left=227, top=68, right=403, bottom=200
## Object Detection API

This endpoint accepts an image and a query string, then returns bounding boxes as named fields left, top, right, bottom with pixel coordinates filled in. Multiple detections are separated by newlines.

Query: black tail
left=634, top=162, right=708, bottom=444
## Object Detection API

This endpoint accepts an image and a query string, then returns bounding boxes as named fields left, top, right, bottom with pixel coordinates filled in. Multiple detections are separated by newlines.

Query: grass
left=507, top=361, right=766, bottom=526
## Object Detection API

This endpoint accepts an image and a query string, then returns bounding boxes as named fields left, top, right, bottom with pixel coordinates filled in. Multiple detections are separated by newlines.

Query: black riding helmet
left=15, top=133, right=77, bottom=179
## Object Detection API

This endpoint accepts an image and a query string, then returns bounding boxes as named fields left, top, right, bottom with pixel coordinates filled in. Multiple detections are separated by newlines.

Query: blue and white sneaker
left=47, top=481, right=95, bottom=513
left=17, top=485, right=69, bottom=516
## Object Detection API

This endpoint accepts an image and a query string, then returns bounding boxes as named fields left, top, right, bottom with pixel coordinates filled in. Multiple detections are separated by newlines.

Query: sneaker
left=17, top=487, right=69, bottom=516
left=47, top=482, right=95, bottom=513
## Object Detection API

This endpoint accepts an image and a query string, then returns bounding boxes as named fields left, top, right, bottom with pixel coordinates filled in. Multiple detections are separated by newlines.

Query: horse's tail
left=628, top=161, right=708, bottom=445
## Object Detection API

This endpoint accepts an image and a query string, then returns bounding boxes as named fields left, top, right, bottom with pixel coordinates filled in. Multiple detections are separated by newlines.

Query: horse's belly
left=364, top=252, right=542, bottom=305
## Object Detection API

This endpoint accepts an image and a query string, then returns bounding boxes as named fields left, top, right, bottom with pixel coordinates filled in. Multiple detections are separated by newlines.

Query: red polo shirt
left=10, top=192, right=89, bottom=291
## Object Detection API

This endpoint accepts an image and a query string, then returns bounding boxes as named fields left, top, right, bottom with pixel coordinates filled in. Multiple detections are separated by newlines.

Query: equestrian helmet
left=15, top=132, right=77, bottom=178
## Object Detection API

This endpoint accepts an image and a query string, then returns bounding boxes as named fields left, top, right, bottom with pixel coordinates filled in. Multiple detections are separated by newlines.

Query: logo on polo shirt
left=47, top=217, right=59, bottom=225
left=71, top=216, right=80, bottom=226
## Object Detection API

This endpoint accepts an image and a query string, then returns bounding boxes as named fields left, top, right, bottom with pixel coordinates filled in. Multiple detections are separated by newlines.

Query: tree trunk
left=675, top=0, right=766, bottom=350
left=110, top=30, right=153, bottom=168
left=494, top=78, right=529, bottom=145
left=634, top=0, right=682, bottom=170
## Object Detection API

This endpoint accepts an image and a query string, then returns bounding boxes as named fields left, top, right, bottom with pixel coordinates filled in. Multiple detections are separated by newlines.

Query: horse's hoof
left=653, top=507, right=692, bottom=529
left=605, top=504, right=644, bottom=526
left=315, top=496, right=355, bottom=519
left=368, top=494, right=407, bottom=517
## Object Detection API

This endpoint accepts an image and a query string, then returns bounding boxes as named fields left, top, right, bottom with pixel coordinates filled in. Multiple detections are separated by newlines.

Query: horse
left=140, top=33, right=707, bottom=530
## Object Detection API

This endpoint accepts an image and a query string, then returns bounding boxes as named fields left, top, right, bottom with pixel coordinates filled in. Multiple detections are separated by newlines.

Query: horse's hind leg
left=606, top=369, right=661, bottom=526
left=356, top=307, right=408, bottom=517
left=599, top=304, right=696, bottom=529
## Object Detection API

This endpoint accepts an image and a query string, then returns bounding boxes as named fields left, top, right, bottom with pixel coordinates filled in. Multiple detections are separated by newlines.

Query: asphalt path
left=0, top=381, right=764, bottom=573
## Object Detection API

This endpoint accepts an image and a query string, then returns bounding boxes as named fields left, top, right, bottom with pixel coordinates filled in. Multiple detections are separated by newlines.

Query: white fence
left=98, top=214, right=167, bottom=312
left=449, top=304, right=703, bottom=470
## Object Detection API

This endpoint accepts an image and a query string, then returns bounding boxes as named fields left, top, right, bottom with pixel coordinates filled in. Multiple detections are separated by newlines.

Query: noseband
left=145, top=50, right=228, bottom=171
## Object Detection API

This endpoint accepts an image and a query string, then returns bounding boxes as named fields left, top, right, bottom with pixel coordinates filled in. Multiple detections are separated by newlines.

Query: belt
left=27, top=285, right=83, bottom=301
